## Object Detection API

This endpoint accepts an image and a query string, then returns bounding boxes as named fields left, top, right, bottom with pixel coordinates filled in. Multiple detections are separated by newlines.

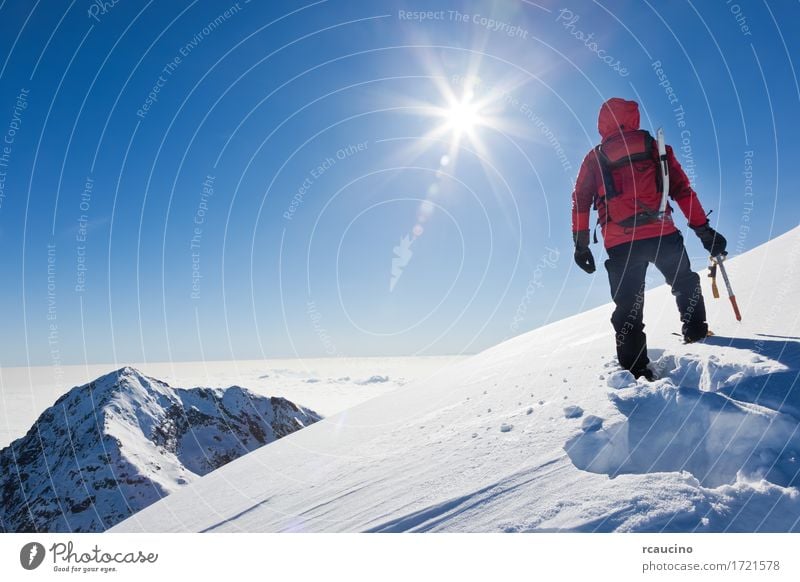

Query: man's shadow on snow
left=564, top=335, right=800, bottom=489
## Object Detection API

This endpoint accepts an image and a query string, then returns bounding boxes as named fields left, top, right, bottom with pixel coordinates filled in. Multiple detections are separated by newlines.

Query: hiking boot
left=631, top=366, right=656, bottom=382
left=683, top=322, right=710, bottom=344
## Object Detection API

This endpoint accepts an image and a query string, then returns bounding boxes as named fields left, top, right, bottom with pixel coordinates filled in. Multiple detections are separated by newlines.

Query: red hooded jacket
left=571, top=98, right=708, bottom=249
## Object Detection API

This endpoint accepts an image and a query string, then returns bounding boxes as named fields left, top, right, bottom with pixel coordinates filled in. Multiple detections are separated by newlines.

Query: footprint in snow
left=581, top=415, right=603, bottom=432
left=565, top=367, right=800, bottom=489
left=607, top=370, right=637, bottom=389
left=564, top=405, right=584, bottom=419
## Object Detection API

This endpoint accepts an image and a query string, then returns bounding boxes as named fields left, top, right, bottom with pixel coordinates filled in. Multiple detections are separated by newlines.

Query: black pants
left=605, top=231, right=707, bottom=374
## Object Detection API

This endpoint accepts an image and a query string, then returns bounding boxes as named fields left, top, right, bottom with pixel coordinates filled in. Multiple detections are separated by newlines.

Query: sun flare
left=443, top=97, right=482, bottom=135
left=390, top=51, right=527, bottom=175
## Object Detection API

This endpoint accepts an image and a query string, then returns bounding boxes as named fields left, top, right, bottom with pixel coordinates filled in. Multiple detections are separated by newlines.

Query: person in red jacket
left=572, top=98, right=727, bottom=380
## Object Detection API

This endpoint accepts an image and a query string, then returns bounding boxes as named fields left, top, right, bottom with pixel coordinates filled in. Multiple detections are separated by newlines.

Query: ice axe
left=656, top=127, right=669, bottom=216
left=708, top=254, right=742, bottom=321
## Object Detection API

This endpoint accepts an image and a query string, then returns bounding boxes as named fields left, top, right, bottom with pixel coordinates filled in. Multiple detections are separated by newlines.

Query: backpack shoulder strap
left=639, top=130, right=656, bottom=162
left=593, top=144, right=619, bottom=200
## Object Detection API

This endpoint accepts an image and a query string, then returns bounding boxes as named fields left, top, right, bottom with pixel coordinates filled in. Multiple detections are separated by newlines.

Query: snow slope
left=0, top=367, right=320, bottom=532
left=114, top=227, right=800, bottom=533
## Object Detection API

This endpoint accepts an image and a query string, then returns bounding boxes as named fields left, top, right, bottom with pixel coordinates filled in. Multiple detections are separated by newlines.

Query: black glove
left=573, top=230, right=596, bottom=274
left=691, top=221, right=727, bottom=257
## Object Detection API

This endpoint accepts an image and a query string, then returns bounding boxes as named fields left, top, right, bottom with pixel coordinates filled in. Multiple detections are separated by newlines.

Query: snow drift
left=0, top=367, right=320, bottom=532
left=111, top=226, right=800, bottom=532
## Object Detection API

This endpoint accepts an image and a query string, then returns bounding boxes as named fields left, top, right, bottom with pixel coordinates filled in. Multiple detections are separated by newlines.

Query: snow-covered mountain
left=0, top=367, right=320, bottom=533
left=0, top=357, right=461, bottom=451
left=113, top=226, right=800, bottom=533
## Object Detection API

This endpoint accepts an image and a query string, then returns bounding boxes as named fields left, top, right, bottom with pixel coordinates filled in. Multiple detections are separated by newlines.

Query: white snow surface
left=114, top=227, right=800, bottom=532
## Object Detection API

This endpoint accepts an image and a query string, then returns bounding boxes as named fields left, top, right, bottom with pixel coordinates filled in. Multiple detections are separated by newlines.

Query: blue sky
left=0, top=0, right=797, bottom=367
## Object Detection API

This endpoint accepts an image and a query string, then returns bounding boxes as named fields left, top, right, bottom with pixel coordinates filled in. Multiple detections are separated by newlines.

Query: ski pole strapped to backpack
left=593, top=129, right=667, bottom=229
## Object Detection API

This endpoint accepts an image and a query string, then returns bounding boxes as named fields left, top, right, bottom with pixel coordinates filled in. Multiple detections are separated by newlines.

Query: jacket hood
left=598, top=98, right=640, bottom=140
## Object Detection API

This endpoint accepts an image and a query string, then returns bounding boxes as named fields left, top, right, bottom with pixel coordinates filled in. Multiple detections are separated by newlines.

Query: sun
left=431, top=87, right=491, bottom=164
left=443, top=97, right=482, bottom=135
left=390, top=58, right=525, bottom=172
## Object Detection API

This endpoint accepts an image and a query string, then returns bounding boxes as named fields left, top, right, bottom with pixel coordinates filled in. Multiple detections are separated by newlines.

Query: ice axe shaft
left=657, top=127, right=669, bottom=215
left=714, top=255, right=742, bottom=321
